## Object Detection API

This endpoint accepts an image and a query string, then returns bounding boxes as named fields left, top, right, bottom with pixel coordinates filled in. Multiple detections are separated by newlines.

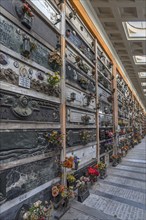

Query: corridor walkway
left=61, top=137, right=146, bottom=220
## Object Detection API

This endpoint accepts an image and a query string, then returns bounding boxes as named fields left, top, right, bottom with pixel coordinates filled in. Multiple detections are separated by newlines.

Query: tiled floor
left=61, top=137, right=146, bottom=220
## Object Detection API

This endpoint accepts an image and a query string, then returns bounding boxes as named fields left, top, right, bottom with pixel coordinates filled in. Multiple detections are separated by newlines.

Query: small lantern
left=22, top=36, right=30, bottom=58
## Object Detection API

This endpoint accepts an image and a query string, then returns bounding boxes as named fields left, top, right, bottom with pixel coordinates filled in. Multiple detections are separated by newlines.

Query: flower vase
left=53, top=195, right=62, bottom=209
left=99, top=169, right=107, bottom=179
left=74, top=162, right=79, bottom=170
left=90, top=175, right=98, bottom=185
left=21, top=13, right=33, bottom=29
left=112, top=160, right=118, bottom=167
left=78, top=187, right=90, bottom=203
left=49, top=61, right=60, bottom=71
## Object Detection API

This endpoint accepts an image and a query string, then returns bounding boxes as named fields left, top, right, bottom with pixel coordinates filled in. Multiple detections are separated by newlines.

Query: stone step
left=60, top=200, right=121, bottom=220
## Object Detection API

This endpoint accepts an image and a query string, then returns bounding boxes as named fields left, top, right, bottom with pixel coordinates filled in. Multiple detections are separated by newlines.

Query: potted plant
left=22, top=200, right=53, bottom=220
left=48, top=51, right=62, bottom=71
left=76, top=176, right=90, bottom=203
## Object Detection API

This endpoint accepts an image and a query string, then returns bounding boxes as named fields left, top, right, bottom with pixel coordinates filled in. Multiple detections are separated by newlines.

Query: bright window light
left=141, top=82, right=146, bottom=86
left=143, top=89, right=146, bottom=92
left=133, top=56, right=146, bottom=65
left=123, top=21, right=146, bottom=40
left=138, top=72, right=146, bottom=78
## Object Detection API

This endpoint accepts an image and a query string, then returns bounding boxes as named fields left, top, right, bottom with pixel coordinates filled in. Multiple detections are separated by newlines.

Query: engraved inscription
left=67, top=108, right=95, bottom=124
left=66, top=62, right=96, bottom=94
left=66, top=85, right=96, bottom=110
left=67, top=129, right=96, bottom=147
left=66, top=22, right=94, bottom=62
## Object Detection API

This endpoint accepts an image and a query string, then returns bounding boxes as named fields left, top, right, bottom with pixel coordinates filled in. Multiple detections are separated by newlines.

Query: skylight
left=138, top=72, right=146, bottom=78
left=123, top=21, right=146, bottom=40
left=141, top=82, right=146, bottom=86
left=133, top=56, right=146, bottom=65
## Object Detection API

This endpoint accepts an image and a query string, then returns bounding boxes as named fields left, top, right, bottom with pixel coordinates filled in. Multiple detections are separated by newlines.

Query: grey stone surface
left=102, top=180, right=146, bottom=193
left=61, top=138, right=146, bottom=220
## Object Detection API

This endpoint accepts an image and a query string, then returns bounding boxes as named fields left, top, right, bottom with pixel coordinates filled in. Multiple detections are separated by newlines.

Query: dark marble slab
left=0, top=184, right=54, bottom=220
left=0, top=15, right=52, bottom=69
left=0, top=130, right=61, bottom=164
left=0, top=157, right=60, bottom=203
left=0, top=90, right=60, bottom=122
left=67, top=129, right=96, bottom=147
left=0, top=0, right=59, bottom=49
left=66, top=61, right=96, bottom=94
left=66, top=22, right=94, bottom=62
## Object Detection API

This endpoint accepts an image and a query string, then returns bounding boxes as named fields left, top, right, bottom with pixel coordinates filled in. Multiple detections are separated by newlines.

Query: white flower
left=23, top=212, right=30, bottom=220
left=33, top=200, right=42, bottom=208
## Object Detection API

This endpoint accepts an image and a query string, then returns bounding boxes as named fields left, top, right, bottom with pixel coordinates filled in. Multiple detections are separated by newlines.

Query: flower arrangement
left=111, top=155, right=119, bottom=160
left=22, top=2, right=34, bottom=17
left=94, top=162, right=107, bottom=179
left=51, top=184, right=75, bottom=209
left=76, top=177, right=89, bottom=190
left=61, top=156, right=80, bottom=170
left=74, top=155, right=80, bottom=170
left=67, top=174, right=76, bottom=184
left=81, top=114, right=91, bottom=125
left=78, top=60, right=90, bottom=73
left=95, top=162, right=106, bottom=171
left=48, top=72, right=60, bottom=87
left=78, top=76, right=88, bottom=89
left=48, top=51, right=62, bottom=71
left=79, top=130, right=91, bottom=144
left=23, top=200, right=53, bottom=220
left=87, top=167, right=99, bottom=183
left=45, top=130, right=63, bottom=146
left=61, top=156, right=74, bottom=169
left=76, top=176, right=90, bottom=202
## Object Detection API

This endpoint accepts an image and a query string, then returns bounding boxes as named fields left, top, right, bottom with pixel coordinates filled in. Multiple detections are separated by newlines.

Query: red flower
left=23, top=3, right=29, bottom=11
left=88, top=167, right=99, bottom=176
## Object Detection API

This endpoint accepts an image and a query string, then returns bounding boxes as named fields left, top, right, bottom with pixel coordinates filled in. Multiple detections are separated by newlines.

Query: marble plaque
left=66, top=85, right=96, bottom=110
left=66, top=62, right=96, bottom=94
left=66, top=145, right=96, bottom=168
left=66, top=46, right=93, bottom=77
left=66, top=22, right=94, bottom=62
left=67, top=129, right=96, bottom=147
left=0, top=130, right=61, bottom=164
left=66, top=4, right=94, bottom=48
left=0, top=0, right=59, bottom=48
left=0, top=52, right=60, bottom=97
left=0, top=157, right=60, bottom=202
left=0, top=15, right=51, bottom=69
left=67, top=108, right=96, bottom=125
